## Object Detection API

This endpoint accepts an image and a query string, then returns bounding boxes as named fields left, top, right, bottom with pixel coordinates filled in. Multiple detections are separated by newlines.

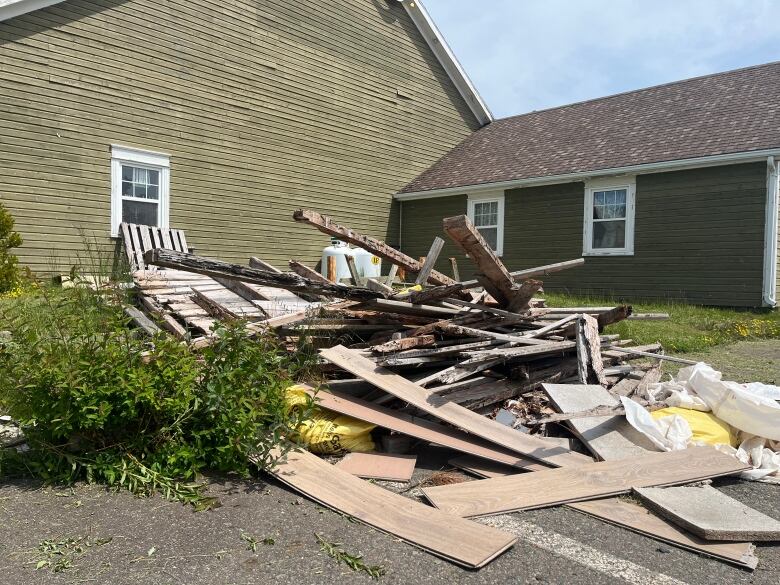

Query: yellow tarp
left=651, top=406, right=737, bottom=447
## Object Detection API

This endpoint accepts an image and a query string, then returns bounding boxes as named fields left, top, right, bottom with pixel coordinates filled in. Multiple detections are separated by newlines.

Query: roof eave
left=0, top=0, right=65, bottom=21
left=395, top=148, right=780, bottom=200
left=399, top=0, right=493, bottom=126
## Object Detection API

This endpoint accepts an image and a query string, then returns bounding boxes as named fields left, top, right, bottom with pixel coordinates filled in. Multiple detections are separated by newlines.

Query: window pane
left=147, top=170, right=159, bottom=185
left=133, top=183, right=147, bottom=198
left=121, top=180, right=133, bottom=196
left=121, top=165, right=133, bottom=181
left=615, top=189, right=626, bottom=204
left=473, top=201, right=498, bottom=227
left=594, top=191, right=605, bottom=205
left=134, top=167, right=148, bottom=184
left=478, top=226, right=498, bottom=250
left=593, top=220, right=626, bottom=249
left=147, top=184, right=159, bottom=200
left=122, top=200, right=158, bottom=226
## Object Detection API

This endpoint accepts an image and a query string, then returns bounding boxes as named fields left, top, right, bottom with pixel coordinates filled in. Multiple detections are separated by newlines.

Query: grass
left=541, top=292, right=780, bottom=354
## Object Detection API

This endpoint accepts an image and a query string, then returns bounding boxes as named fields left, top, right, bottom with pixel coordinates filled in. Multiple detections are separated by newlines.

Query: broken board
left=569, top=498, right=758, bottom=569
left=542, top=383, right=657, bottom=460
left=320, top=345, right=591, bottom=467
left=634, top=485, right=780, bottom=541
left=335, top=452, right=417, bottom=482
left=448, top=455, right=521, bottom=479
left=421, top=446, right=750, bottom=517
left=266, top=447, right=516, bottom=568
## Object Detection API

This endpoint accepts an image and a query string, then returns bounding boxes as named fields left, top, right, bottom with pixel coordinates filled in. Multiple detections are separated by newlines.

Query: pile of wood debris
left=124, top=211, right=773, bottom=571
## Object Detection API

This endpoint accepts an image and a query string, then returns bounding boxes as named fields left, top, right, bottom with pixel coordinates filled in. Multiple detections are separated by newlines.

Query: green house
left=0, top=0, right=488, bottom=273
left=397, top=63, right=780, bottom=307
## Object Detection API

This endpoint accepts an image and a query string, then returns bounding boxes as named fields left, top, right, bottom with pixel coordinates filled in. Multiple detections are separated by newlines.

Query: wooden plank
left=384, top=264, right=398, bottom=286
left=293, top=209, right=456, bottom=286
left=319, top=346, right=590, bottom=467
left=345, top=254, right=362, bottom=286
left=175, top=229, right=189, bottom=253
left=370, top=335, right=437, bottom=353
left=334, top=452, right=417, bottom=482
left=137, top=295, right=187, bottom=339
left=289, top=259, right=332, bottom=285
left=449, top=257, right=460, bottom=281
left=357, top=298, right=458, bottom=318
left=120, top=222, right=138, bottom=270
left=448, top=455, right=521, bottom=479
left=128, top=224, right=145, bottom=273
left=265, top=447, right=517, bottom=568
left=442, top=214, right=530, bottom=311
left=365, top=277, right=394, bottom=296
left=460, top=258, right=586, bottom=289
left=160, top=227, right=174, bottom=250
left=576, top=314, right=607, bottom=385
left=305, top=386, right=548, bottom=472
left=542, top=383, right=658, bottom=460
left=138, top=224, right=153, bottom=255
left=633, top=485, right=780, bottom=541
left=144, top=249, right=380, bottom=301
left=569, top=499, right=758, bottom=569
left=405, top=283, right=464, bottom=305
left=414, top=237, right=445, bottom=285
left=150, top=227, right=163, bottom=250
left=248, top=256, right=282, bottom=273
left=421, top=447, right=750, bottom=518
left=124, top=305, right=161, bottom=336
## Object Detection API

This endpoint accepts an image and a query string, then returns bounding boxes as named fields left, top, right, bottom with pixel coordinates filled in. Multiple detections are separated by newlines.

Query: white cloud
left=423, top=0, right=779, bottom=118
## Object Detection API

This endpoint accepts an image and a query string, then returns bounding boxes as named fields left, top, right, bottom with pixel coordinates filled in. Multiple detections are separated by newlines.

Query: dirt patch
left=666, top=339, right=780, bottom=384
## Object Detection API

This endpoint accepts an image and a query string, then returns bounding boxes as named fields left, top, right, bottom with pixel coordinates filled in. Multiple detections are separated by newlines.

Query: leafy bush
left=0, top=203, right=23, bottom=293
left=0, top=285, right=313, bottom=507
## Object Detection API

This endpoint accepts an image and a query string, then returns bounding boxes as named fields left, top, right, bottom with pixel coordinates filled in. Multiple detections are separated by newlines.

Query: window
left=467, top=192, right=505, bottom=256
left=583, top=179, right=635, bottom=255
left=110, top=145, right=170, bottom=237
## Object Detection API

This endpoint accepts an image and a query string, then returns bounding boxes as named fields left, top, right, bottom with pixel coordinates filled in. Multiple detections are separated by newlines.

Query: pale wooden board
left=448, top=455, right=521, bottom=479
left=307, top=386, right=547, bottom=472
left=542, top=383, right=658, bottom=460
left=320, top=346, right=592, bottom=468
left=335, top=452, right=417, bottom=482
left=570, top=498, right=758, bottom=569
left=421, top=446, right=750, bottom=517
left=634, top=485, right=780, bottom=541
left=267, top=448, right=516, bottom=568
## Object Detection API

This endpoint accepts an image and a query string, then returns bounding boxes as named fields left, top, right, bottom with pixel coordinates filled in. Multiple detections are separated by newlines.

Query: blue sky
left=423, top=0, right=780, bottom=119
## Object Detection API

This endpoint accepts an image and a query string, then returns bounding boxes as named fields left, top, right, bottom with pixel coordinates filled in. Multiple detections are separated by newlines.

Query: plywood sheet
left=267, top=448, right=516, bottom=568
left=335, top=452, right=416, bottom=482
left=421, top=446, right=750, bottom=518
left=542, top=383, right=657, bottom=460
left=320, top=346, right=591, bottom=467
left=634, top=485, right=780, bottom=541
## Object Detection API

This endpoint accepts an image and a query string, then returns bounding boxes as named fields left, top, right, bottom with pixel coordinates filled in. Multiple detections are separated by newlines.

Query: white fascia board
left=399, top=0, right=493, bottom=126
left=763, top=156, right=779, bottom=307
left=0, top=0, right=65, bottom=21
left=394, top=148, right=780, bottom=201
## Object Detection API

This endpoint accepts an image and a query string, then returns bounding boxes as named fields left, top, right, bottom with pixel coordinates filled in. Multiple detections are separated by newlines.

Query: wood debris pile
left=124, top=211, right=772, bottom=571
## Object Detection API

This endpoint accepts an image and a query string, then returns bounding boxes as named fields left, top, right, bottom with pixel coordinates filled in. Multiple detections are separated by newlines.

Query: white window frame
left=467, top=191, right=505, bottom=256
left=583, top=177, right=635, bottom=256
left=110, top=144, right=170, bottom=237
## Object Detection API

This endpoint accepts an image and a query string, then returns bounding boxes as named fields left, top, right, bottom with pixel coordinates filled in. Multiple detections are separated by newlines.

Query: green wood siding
left=400, top=162, right=767, bottom=306
left=0, top=0, right=479, bottom=273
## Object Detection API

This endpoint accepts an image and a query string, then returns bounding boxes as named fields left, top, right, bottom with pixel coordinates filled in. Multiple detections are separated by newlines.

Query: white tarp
left=623, top=363, right=780, bottom=482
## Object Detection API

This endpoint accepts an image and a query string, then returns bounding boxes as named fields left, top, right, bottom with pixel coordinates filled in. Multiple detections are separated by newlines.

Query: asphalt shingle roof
left=400, top=62, right=780, bottom=194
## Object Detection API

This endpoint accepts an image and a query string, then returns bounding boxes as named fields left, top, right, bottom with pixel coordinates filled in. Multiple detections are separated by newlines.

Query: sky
left=423, top=0, right=780, bottom=119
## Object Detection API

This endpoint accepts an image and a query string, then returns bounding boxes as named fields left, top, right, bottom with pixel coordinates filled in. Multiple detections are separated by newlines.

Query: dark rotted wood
left=405, top=283, right=465, bottom=304
left=293, top=209, right=456, bottom=286
left=143, top=249, right=382, bottom=301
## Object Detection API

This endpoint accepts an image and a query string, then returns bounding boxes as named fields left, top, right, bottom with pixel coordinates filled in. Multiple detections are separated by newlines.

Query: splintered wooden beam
left=143, top=249, right=381, bottom=302
left=414, top=237, right=445, bottom=285
left=460, top=258, right=585, bottom=290
left=442, top=215, right=535, bottom=312
left=248, top=256, right=282, bottom=273
left=293, top=209, right=456, bottom=286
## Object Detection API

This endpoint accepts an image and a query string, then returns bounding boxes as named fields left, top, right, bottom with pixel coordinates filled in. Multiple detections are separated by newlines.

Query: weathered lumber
left=124, top=305, right=161, bottom=336
left=293, top=209, right=455, bottom=286
left=288, top=260, right=332, bottom=285
left=414, top=237, right=445, bottom=285
left=357, top=298, right=459, bottom=318
left=606, top=346, right=698, bottom=365
left=190, top=288, right=241, bottom=321
left=576, top=314, right=607, bottom=385
left=320, top=346, right=591, bottom=467
left=265, top=447, right=517, bottom=568
left=628, top=313, right=670, bottom=321
left=449, top=257, right=461, bottom=281
left=384, top=264, right=398, bottom=286
left=421, top=447, right=750, bottom=517
left=371, top=335, right=438, bottom=353
left=345, top=254, right=362, bottom=286
left=436, top=323, right=551, bottom=346
left=137, top=295, right=188, bottom=339
left=521, top=399, right=667, bottom=425
left=144, top=249, right=380, bottom=302
left=460, top=258, right=585, bottom=290
left=442, top=215, right=530, bottom=311
left=405, top=283, right=465, bottom=305
left=248, top=256, right=282, bottom=272
left=365, top=278, right=394, bottom=297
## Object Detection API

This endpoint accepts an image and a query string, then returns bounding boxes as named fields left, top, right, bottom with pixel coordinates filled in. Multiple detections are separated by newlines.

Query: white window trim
left=583, top=176, right=635, bottom=256
left=110, top=144, right=170, bottom=237
left=467, top=191, right=505, bottom=256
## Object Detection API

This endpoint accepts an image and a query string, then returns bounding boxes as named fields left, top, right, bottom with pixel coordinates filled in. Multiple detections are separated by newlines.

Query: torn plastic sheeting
left=620, top=397, right=691, bottom=451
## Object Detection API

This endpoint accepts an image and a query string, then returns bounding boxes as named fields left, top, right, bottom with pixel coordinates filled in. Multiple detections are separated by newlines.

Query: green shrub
left=0, top=203, right=23, bottom=293
left=0, top=285, right=313, bottom=507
